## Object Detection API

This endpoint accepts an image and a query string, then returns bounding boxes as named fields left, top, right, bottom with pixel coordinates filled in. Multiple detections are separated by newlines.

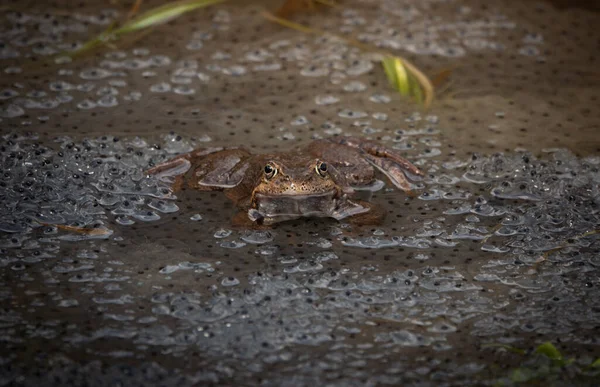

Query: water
left=2, top=132, right=597, bottom=384
left=0, top=0, right=599, bottom=385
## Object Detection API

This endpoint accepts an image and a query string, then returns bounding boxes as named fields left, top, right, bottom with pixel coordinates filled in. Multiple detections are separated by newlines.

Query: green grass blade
left=393, top=58, right=411, bottom=96
left=114, top=0, right=225, bottom=35
left=63, top=0, right=224, bottom=59
left=381, top=57, right=399, bottom=92
left=59, top=22, right=117, bottom=59
left=534, top=342, right=562, bottom=362
left=381, top=56, right=411, bottom=97
left=409, top=70, right=424, bottom=104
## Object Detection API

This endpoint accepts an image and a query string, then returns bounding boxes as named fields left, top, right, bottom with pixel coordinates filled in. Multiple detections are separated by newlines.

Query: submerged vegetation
left=59, top=0, right=435, bottom=108
left=484, top=342, right=600, bottom=385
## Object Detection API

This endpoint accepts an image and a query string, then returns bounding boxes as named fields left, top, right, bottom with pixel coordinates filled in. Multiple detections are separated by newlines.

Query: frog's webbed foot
left=330, top=136, right=423, bottom=192
left=363, top=154, right=419, bottom=194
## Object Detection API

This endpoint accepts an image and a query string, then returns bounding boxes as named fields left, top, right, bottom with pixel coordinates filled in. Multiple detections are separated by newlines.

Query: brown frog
left=148, top=136, right=423, bottom=226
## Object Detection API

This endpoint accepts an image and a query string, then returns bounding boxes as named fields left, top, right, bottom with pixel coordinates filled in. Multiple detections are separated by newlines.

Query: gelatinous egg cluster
left=0, top=132, right=195, bottom=237
left=1, top=129, right=597, bottom=384
left=0, top=0, right=598, bottom=385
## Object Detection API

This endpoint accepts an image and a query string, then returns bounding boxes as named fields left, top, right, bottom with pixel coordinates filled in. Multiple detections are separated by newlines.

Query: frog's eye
left=316, top=161, right=328, bottom=177
left=264, top=164, right=277, bottom=179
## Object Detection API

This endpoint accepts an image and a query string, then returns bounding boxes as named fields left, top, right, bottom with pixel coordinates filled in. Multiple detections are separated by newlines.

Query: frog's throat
left=248, top=190, right=368, bottom=225
left=253, top=190, right=339, bottom=200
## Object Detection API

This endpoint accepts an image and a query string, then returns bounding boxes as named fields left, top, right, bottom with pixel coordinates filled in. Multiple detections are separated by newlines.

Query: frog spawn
left=343, top=148, right=599, bottom=255
left=0, top=132, right=194, bottom=239
left=1, top=2, right=599, bottom=386
left=1, top=114, right=600, bottom=387
left=1, top=131, right=597, bottom=262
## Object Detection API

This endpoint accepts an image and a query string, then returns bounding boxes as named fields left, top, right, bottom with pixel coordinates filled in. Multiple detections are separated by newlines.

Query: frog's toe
left=332, top=199, right=370, bottom=221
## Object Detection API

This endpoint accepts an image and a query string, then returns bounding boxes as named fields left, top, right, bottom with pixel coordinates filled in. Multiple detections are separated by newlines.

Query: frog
left=147, top=136, right=423, bottom=226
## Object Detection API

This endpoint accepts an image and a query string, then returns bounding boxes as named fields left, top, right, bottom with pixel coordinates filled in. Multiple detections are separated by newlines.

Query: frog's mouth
left=249, top=191, right=368, bottom=224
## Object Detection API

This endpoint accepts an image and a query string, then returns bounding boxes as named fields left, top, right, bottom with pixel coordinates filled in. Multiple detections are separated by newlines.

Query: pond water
left=0, top=0, right=599, bottom=385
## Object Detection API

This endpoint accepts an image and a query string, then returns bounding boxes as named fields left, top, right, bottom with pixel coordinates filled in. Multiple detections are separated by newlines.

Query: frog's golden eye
left=264, top=163, right=277, bottom=180
left=315, top=161, right=328, bottom=177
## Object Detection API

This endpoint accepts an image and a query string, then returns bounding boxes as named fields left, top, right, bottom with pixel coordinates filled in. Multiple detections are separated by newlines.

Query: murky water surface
left=0, top=0, right=599, bottom=385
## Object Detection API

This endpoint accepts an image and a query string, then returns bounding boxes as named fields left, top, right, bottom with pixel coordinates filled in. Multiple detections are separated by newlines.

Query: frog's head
left=249, top=153, right=365, bottom=224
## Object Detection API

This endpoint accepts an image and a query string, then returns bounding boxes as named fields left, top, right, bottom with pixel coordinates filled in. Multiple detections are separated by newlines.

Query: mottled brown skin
left=147, top=137, right=423, bottom=226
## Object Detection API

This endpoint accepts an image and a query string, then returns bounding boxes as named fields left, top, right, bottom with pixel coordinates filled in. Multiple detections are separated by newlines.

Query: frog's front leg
left=330, top=136, right=423, bottom=192
left=231, top=210, right=271, bottom=229
left=345, top=200, right=386, bottom=226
